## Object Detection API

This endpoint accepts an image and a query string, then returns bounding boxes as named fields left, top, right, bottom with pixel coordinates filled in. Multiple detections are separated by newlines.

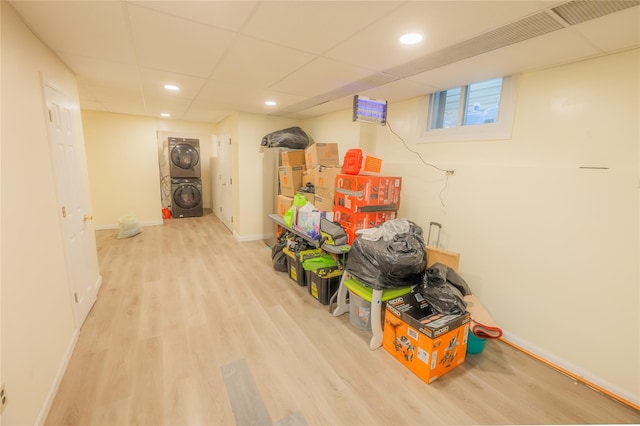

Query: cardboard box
left=281, top=149, right=306, bottom=166
left=334, top=174, right=402, bottom=211
left=302, top=168, right=316, bottom=188
left=305, top=143, right=340, bottom=167
left=315, top=165, right=342, bottom=198
left=278, top=165, right=305, bottom=197
left=383, top=293, right=470, bottom=384
left=276, top=194, right=293, bottom=216
left=333, top=206, right=396, bottom=230
left=303, top=165, right=342, bottom=199
left=313, top=194, right=334, bottom=212
left=334, top=207, right=397, bottom=244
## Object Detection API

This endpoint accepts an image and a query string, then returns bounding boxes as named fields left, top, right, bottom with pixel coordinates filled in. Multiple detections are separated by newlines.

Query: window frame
left=419, top=74, right=520, bottom=143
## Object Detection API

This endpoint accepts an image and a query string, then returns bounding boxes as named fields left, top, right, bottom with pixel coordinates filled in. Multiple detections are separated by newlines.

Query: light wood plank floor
left=46, top=211, right=640, bottom=425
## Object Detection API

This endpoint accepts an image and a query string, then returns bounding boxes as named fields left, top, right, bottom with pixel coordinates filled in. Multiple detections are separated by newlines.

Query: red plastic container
left=343, top=148, right=382, bottom=175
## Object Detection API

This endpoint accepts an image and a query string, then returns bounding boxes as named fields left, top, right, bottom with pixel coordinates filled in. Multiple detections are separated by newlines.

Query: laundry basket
left=117, top=215, right=142, bottom=239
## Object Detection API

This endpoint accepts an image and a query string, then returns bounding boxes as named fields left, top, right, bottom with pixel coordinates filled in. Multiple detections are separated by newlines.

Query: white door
left=219, top=134, right=233, bottom=231
left=44, top=83, right=100, bottom=327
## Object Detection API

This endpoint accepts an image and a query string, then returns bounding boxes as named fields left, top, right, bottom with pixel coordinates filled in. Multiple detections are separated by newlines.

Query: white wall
left=81, top=110, right=217, bottom=228
left=1, top=2, right=84, bottom=423
left=303, top=49, right=640, bottom=404
left=235, top=113, right=301, bottom=239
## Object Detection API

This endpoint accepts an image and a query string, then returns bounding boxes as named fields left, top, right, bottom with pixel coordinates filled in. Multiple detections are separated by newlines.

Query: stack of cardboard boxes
left=275, top=143, right=342, bottom=217
left=333, top=149, right=403, bottom=244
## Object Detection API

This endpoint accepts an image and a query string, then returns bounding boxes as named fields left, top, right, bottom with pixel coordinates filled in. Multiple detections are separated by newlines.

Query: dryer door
left=170, top=142, right=201, bottom=177
left=173, top=183, right=202, bottom=210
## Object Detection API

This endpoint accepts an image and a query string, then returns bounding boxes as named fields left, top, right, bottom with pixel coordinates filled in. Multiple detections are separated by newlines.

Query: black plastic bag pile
left=417, top=263, right=471, bottom=314
left=261, top=126, right=310, bottom=149
left=345, top=220, right=427, bottom=290
left=344, top=219, right=473, bottom=314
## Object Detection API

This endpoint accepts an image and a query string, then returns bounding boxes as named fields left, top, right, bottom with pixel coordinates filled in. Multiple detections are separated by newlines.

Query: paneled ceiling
left=9, top=1, right=640, bottom=123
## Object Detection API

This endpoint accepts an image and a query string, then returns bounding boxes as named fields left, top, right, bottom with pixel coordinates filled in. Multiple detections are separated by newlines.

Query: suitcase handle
left=427, top=222, right=442, bottom=247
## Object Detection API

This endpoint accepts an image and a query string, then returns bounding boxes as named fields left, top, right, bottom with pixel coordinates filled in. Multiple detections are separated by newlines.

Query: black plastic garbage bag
left=345, top=220, right=427, bottom=290
left=261, top=126, right=310, bottom=149
left=419, top=282, right=467, bottom=315
left=271, top=233, right=288, bottom=272
left=417, top=262, right=470, bottom=314
left=424, top=263, right=472, bottom=296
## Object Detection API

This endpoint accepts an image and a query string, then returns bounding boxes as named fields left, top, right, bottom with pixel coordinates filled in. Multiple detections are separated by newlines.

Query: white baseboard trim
left=234, top=232, right=271, bottom=242
left=94, top=220, right=164, bottom=231
left=501, top=330, right=640, bottom=408
left=35, top=328, right=80, bottom=426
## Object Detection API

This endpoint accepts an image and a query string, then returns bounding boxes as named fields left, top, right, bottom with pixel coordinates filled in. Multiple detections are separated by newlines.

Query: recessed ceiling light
left=164, top=84, right=180, bottom=91
left=265, top=100, right=277, bottom=106
left=160, top=113, right=171, bottom=118
left=399, top=33, right=423, bottom=45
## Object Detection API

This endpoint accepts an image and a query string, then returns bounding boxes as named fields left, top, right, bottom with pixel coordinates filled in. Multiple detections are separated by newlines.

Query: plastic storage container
left=343, top=148, right=382, bottom=176
left=349, top=290, right=372, bottom=330
left=307, top=268, right=342, bottom=305
left=466, top=330, right=487, bottom=354
left=283, top=247, right=322, bottom=286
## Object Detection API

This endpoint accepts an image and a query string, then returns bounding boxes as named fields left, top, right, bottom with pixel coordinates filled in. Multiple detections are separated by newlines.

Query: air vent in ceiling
left=275, top=0, right=639, bottom=117
left=386, top=11, right=565, bottom=78
left=552, top=0, right=639, bottom=25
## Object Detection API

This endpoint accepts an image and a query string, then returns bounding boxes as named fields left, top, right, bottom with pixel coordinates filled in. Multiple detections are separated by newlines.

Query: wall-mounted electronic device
left=352, top=95, right=388, bottom=125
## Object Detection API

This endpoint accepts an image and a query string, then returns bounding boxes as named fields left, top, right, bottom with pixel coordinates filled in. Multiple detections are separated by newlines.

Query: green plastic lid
left=302, top=254, right=337, bottom=271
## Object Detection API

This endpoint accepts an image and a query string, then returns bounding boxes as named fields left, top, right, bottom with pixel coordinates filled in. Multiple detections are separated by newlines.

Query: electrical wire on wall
left=386, top=120, right=455, bottom=207
left=159, top=139, right=172, bottom=208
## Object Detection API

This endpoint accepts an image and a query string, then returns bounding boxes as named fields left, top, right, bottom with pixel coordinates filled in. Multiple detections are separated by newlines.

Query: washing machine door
left=171, top=143, right=200, bottom=172
left=173, top=182, right=202, bottom=210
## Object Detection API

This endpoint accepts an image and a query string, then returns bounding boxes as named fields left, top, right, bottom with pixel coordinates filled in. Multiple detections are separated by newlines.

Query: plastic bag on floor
left=117, top=215, right=142, bottom=239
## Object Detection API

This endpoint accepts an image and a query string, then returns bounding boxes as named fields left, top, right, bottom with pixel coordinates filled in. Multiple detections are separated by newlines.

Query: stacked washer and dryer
left=169, top=137, right=203, bottom=218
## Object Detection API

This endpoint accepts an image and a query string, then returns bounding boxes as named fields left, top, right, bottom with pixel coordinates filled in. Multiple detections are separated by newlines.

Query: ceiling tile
left=288, top=96, right=354, bottom=119
left=126, top=3, right=237, bottom=78
left=241, top=1, right=401, bottom=54
left=59, top=54, right=141, bottom=90
left=358, top=79, right=440, bottom=103
left=138, top=68, right=206, bottom=99
left=143, top=95, right=192, bottom=117
left=130, top=1, right=259, bottom=31
left=182, top=107, right=234, bottom=124
left=209, top=35, right=315, bottom=87
left=569, top=6, right=640, bottom=53
left=324, top=1, right=559, bottom=72
left=192, top=79, right=307, bottom=112
left=269, top=57, right=378, bottom=98
left=11, top=1, right=136, bottom=64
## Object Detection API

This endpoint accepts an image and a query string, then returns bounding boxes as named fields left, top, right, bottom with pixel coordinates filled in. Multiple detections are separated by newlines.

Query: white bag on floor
left=117, top=215, right=142, bottom=239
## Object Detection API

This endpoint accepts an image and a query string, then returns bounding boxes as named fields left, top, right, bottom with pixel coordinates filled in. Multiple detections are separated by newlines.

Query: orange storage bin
left=343, top=148, right=382, bottom=175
